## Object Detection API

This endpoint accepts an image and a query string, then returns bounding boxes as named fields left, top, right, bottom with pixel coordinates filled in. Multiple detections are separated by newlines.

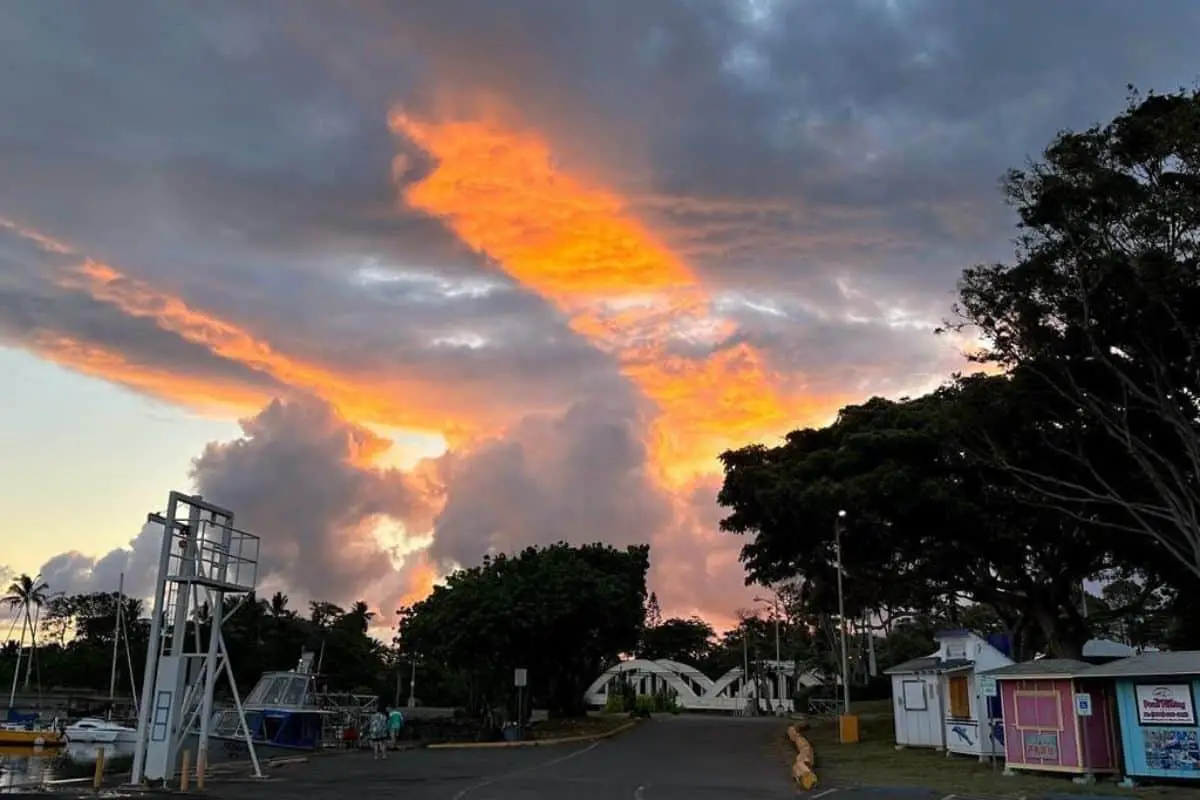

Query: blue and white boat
left=194, top=652, right=334, bottom=764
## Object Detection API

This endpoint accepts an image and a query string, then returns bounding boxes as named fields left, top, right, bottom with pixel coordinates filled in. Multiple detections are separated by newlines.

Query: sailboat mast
left=109, top=573, right=124, bottom=705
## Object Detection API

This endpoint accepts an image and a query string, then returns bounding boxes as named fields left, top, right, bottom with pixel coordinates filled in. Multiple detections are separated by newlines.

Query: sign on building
left=1023, top=730, right=1059, bottom=761
left=1136, top=684, right=1196, bottom=725
left=1074, top=693, right=1092, bottom=717
left=979, top=676, right=998, bottom=697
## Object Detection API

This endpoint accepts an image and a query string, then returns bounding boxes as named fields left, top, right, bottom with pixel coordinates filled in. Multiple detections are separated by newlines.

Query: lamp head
left=837, top=510, right=847, bottom=518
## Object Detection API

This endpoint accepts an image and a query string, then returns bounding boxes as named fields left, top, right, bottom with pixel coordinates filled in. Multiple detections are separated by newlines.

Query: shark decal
left=950, top=725, right=975, bottom=747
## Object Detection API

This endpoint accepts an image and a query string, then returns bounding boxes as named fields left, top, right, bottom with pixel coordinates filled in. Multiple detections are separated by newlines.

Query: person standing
left=368, top=705, right=389, bottom=760
left=387, top=706, right=404, bottom=748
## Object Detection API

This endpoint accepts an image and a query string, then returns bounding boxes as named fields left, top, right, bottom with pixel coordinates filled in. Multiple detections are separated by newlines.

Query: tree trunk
left=22, top=607, right=37, bottom=689
left=1007, top=616, right=1028, bottom=662
left=1033, top=606, right=1089, bottom=659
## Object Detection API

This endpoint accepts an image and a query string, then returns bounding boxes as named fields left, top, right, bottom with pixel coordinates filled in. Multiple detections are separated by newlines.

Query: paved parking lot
left=12, top=717, right=1075, bottom=800
left=200, top=714, right=798, bottom=799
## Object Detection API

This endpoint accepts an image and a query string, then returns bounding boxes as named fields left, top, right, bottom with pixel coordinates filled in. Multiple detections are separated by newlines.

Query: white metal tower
left=129, top=491, right=262, bottom=785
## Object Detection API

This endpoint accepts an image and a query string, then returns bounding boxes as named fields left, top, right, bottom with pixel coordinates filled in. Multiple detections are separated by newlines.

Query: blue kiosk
left=1081, top=651, right=1200, bottom=785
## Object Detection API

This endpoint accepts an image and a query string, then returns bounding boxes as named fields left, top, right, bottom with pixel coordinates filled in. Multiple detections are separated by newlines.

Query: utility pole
left=741, top=617, right=751, bottom=715
left=835, top=510, right=851, bottom=715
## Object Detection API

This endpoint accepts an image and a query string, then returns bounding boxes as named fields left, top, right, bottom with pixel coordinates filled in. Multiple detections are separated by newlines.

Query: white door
left=897, top=677, right=940, bottom=747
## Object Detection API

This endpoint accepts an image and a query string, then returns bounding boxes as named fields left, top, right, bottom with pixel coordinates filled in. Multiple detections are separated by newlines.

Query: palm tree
left=268, top=592, right=293, bottom=619
left=343, top=601, right=375, bottom=635
left=349, top=601, right=374, bottom=623
left=308, top=601, right=343, bottom=628
left=3, top=574, right=50, bottom=688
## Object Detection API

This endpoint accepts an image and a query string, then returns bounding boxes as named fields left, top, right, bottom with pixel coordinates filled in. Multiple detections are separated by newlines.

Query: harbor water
left=0, top=742, right=135, bottom=792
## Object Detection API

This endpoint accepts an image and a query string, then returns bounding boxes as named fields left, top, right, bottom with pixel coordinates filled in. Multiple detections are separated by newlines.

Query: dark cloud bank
left=5, top=0, right=1199, bottom=621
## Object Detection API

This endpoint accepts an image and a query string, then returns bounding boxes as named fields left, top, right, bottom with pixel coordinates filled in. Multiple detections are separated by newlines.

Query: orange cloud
left=390, top=110, right=837, bottom=481
left=53, top=259, right=476, bottom=438
left=0, top=217, right=501, bottom=448
left=29, top=332, right=273, bottom=414
left=0, top=216, right=75, bottom=255
left=397, top=551, right=439, bottom=608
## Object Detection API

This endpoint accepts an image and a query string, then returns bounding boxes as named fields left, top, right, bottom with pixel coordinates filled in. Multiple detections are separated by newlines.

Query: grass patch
left=528, top=714, right=633, bottom=741
left=800, top=712, right=1193, bottom=798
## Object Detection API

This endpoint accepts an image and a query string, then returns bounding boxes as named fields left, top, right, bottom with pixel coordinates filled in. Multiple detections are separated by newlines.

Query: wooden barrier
left=787, top=724, right=818, bottom=790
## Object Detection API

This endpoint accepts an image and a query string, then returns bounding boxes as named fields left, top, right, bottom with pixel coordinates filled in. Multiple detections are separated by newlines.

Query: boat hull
left=65, top=728, right=137, bottom=745
left=183, top=733, right=318, bottom=768
left=0, top=728, right=64, bottom=747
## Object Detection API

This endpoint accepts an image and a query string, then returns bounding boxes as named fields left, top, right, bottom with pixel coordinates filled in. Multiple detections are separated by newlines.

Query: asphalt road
left=196, top=715, right=804, bottom=800
left=10, top=718, right=1044, bottom=800
left=9, top=718, right=1109, bottom=800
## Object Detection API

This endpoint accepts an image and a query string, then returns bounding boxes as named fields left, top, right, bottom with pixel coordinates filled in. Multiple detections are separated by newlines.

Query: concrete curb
left=426, top=719, right=641, bottom=750
left=787, top=723, right=819, bottom=791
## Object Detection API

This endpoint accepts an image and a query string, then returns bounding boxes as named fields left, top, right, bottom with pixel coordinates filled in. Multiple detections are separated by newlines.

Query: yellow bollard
left=92, top=746, right=106, bottom=790
left=197, top=749, right=206, bottom=791
left=838, top=714, right=860, bottom=744
left=180, top=749, right=191, bottom=792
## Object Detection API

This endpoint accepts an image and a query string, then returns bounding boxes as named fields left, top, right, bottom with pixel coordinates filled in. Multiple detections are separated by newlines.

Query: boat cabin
left=211, top=653, right=329, bottom=751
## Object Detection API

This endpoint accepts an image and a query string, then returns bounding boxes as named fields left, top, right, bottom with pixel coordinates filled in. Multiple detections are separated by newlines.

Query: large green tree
left=717, top=377, right=1124, bottom=658
left=396, top=542, right=649, bottom=718
left=2, top=588, right=394, bottom=704
left=954, top=87, right=1200, bottom=582
left=639, top=616, right=716, bottom=666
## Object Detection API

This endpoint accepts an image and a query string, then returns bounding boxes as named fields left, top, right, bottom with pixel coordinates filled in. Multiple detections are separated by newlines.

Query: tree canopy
left=2, top=581, right=391, bottom=708
left=955, top=87, right=1200, bottom=582
left=395, top=541, right=649, bottom=718
left=718, top=377, right=1129, bottom=658
left=718, top=87, right=1200, bottom=657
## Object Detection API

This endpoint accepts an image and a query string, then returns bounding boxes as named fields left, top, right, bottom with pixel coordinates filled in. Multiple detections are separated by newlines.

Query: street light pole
left=754, top=594, right=784, bottom=712
left=835, top=509, right=850, bottom=715
left=742, top=623, right=750, bottom=714
left=408, top=659, right=417, bottom=708
left=773, top=605, right=781, bottom=711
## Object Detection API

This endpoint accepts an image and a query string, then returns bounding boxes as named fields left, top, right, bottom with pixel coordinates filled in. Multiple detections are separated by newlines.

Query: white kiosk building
left=886, top=629, right=1013, bottom=757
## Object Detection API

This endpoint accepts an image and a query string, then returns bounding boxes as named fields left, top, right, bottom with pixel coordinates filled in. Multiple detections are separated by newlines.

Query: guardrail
left=807, top=698, right=839, bottom=716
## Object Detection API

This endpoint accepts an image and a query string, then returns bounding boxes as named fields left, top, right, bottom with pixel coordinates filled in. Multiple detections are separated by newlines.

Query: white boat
left=64, top=717, right=137, bottom=744
left=65, top=573, right=142, bottom=748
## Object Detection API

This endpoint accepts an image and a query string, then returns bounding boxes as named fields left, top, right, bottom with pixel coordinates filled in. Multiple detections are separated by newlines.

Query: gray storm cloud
left=4, top=0, right=1193, bottom=389
left=188, top=396, right=435, bottom=603
left=34, top=387, right=753, bottom=621
left=429, top=386, right=670, bottom=570
left=38, top=396, right=438, bottom=611
left=4, top=0, right=1200, bottom=624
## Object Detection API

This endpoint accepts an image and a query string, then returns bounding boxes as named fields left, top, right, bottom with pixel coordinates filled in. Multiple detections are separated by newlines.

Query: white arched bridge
left=584, top=659, right=824, bottom=713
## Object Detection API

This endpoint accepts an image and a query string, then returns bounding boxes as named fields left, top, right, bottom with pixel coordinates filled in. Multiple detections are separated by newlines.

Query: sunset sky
left=2, top=0, right=1197, bottom=631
